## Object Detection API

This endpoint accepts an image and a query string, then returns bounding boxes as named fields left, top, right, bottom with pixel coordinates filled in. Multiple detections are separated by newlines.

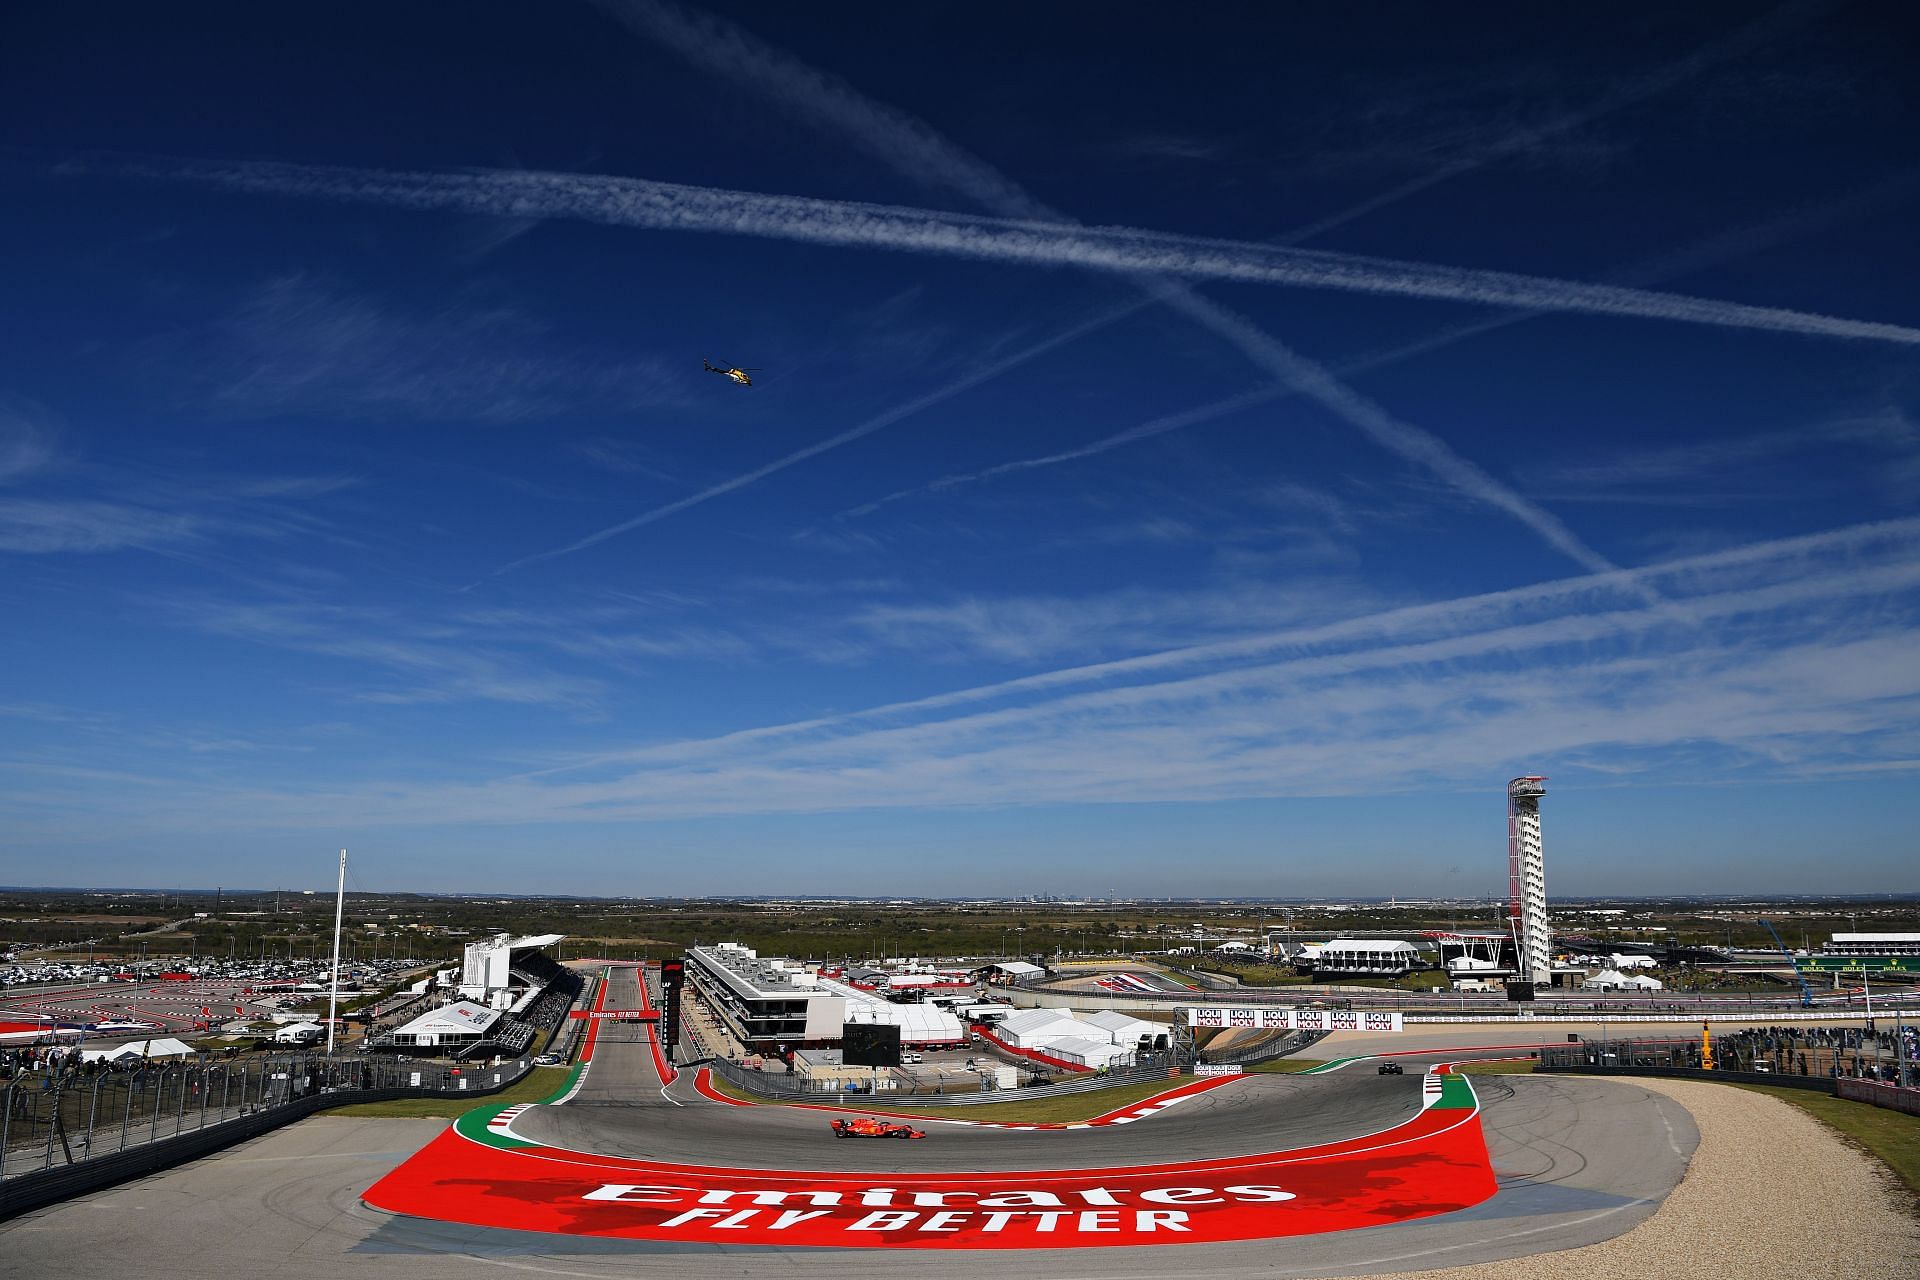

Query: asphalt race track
left=0, top=966, right=1702, bottom=1278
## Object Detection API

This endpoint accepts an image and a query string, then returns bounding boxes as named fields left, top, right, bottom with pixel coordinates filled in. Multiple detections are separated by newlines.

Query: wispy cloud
left=0, top=463, right=353, bottom=557
left=1094, top=133, right=1229, bottom=165
left=0, top=498, right=202, bottom=554
left=0, top=401, right=60, bottom=484
left=531, top=515, right=1920, bottom=778
left=1272, top=0, right=1840, bottom=242
left=1522, top=405, right=1920, bottom=498
left=52, top=517, right=1920, bottom=832
left=841, top=578, right=1382, bottom=666
left=162, top=599, right=606, bottom=709
left=189, top=274, right=685, bottom=423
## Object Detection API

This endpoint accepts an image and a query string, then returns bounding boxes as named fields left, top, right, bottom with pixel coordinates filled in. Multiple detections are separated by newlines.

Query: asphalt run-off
left=362, top=964, right=1500, bottom=1250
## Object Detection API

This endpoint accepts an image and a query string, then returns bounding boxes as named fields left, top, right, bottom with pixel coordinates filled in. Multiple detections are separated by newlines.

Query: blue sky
left=2, top=1, right=1918, bottom=896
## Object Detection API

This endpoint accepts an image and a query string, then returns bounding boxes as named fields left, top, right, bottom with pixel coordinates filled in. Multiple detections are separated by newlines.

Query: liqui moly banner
left=1186, top=1006, right=1295, bottom=1030
left=1185, top=1008, right=1402, bottom=1033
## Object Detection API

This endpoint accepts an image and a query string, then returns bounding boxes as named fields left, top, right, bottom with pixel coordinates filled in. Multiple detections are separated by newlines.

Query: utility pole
left=326, top=850, right=347, bottom=1057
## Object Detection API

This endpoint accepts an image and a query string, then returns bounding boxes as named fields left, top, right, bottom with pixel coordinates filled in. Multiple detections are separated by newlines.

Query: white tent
left=1582, top=969, right=1664, bottom=992
left=389, top=1000, right=501, bottom=1048
left=815, top=975, right=966, bottom=1045
left=997, top=1009, right=1087, bottom=1049
left=1609, top=953, right=1658, bottom=970
left=1083, top=1009, right=1164, bottom=1047
left=989, top=961, right=1045, bottom=979
left=1043, top=1036, right=1133, bottom=1069
left=273, top=1021, right=324, bottom=1043
left=80, top=1037, right=197, bottom=1062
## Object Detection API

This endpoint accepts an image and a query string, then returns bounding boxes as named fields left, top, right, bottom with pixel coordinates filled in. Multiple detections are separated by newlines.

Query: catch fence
left=1537, top=1024, right=1918, bottom=1098
left=0, top=1050, right=533, bottom=1218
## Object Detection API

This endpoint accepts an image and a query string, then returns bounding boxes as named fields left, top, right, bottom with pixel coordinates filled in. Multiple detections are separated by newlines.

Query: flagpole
left=326, top=849, right=346, bottom=1057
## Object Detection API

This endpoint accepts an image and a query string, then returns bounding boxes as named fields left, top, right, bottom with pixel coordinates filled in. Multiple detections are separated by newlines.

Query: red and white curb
left=488, top=1103, right=535, bottom=1137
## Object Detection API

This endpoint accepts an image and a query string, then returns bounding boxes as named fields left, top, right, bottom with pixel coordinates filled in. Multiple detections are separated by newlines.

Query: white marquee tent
left=1581, top=968, right=1663, bottom=992
left=80, top=1037, right=197, bottom=1062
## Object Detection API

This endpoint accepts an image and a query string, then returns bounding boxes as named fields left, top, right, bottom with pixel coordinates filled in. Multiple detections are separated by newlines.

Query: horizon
left=4, top=883, right=1914, bottom=905
left=4, top=2, right=1918, bottom=895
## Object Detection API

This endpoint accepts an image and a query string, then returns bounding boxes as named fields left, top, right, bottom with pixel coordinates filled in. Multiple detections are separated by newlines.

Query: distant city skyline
left=3, top=3, right=1917, bottom=894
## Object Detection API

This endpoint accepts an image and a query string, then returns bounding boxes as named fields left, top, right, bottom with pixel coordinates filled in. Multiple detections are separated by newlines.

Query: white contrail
left=596, top=0, right=1870, bottom=572
left=516, top=515, right=1920, bottom=778
left=1273, top=0, right=1839, bottom=244
left=839, top=384, right=1290, bottom=519
left=143, top=157, right=1920, bottom=348
left=133, top=151, right=1641, bottom=572
left=120, top=152, right=1919, bottom=578
left=841, top=174, right=1920, bottom=519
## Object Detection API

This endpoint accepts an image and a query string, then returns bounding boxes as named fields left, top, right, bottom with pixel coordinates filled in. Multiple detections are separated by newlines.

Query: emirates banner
left=364, top=1077, right=1491, bottom=1249
left=1185, top=1007, right=1402, bottom=1033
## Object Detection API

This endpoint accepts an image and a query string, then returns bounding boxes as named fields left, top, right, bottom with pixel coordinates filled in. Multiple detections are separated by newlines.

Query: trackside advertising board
left=1186, top=1008, right=1403, bottom=1032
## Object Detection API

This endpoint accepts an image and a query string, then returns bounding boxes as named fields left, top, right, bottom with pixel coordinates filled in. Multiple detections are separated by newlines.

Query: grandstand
left=370, top=936, right=581, bottom=1059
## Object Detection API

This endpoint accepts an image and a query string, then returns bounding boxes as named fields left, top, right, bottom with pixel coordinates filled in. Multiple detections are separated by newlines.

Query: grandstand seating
left=456, top=967, right=581, bottom=1060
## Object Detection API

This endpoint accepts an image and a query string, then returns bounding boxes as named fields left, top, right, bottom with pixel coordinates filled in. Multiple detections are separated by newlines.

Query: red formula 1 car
left=830, top=1116, right=927, bottom=1140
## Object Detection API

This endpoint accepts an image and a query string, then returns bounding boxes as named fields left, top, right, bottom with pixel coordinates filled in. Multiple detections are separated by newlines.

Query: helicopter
left=703, top=359, right=758, bottom=387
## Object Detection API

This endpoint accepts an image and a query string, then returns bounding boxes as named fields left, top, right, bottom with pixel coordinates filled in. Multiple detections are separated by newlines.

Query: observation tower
left=1507, top=776, right=1551, bottom=989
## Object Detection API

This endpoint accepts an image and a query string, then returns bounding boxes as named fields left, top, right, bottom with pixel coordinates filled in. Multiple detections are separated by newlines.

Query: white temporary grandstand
left=1313, top=938, right=1422, bottom=976
left=1824, top=933, right=1920, bottom=957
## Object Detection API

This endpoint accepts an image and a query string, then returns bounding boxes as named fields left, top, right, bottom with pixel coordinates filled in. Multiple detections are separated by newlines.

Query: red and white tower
left=1507, top=776, right=1550, bottom=988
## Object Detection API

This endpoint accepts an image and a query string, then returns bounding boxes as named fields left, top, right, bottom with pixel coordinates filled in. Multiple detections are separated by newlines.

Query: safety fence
left=699, top=1054, right=1182, bottom=1107
left=1838, top=1078, right=1920, bottom=1116
left=1011, top=974, right=1904, bottom=1019
left=1197, top=1028, right=1328, bottom=1066
left=0, top=1050, right=534, bottom=1221
left=1407, top=1007, right=1920, bottom=1024
left=1537, top=1032, right=1919, bottom=1108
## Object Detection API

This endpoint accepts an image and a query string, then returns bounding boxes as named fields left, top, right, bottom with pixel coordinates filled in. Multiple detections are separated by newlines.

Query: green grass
left=708, top=1075, right=1191, bottom=1124
left=1732, top=1084, right=1920, bottom=1201
left=1191, top=962, right=1311, bottom=985
left=1244, top=1058, right=1327, bottom=1073
left=321, top=1066, right=571, bottom=1118
left=1341, top=968, right=1451, bottom=991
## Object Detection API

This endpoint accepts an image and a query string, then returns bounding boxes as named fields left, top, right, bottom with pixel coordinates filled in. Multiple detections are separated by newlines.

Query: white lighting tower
left=1507, top=776, right=1551, bottom=989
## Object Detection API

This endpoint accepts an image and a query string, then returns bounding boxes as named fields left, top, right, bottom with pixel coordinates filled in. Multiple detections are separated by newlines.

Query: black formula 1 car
left=1376, top=1061, right=1404, bottom=1075
left=830, top=1116, right=927, bottom=1139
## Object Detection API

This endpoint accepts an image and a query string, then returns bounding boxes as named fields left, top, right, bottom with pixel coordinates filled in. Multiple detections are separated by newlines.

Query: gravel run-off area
left=1346, top=1077, right=1920, bottom=1280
